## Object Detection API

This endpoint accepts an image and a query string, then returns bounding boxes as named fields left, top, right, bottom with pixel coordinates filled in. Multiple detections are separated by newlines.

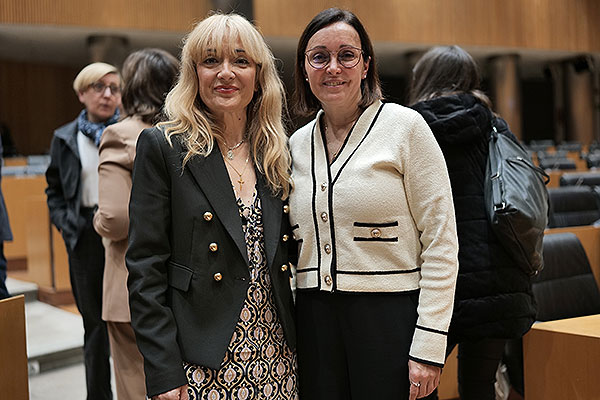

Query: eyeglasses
left=90, top=82, right=121, bottom=95
left=305, top=46, right=364, bottom=70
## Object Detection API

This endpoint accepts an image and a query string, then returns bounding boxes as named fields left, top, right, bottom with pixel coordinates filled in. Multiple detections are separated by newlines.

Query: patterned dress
left=184, top=190, right=298, bottom=400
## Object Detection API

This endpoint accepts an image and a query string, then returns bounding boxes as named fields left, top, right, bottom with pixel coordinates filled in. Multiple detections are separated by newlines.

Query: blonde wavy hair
left=161, top=13, right=291, bottom=198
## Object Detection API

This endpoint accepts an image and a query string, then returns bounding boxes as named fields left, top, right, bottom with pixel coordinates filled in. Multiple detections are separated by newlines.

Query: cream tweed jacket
left=288, top=100, right=459, bottom=366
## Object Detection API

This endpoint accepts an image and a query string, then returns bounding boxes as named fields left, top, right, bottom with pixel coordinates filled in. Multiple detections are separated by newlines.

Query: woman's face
left=304, top=22, right=369, bottom=111
left=196, top=41, right=258, bottom=120
left=77, top=72, right=121, bottom=123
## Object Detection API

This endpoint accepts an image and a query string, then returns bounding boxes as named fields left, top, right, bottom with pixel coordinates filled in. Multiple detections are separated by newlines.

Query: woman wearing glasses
left=289, top=8, right=458, bottom=400
left=46, top=62, right=121, bottom=399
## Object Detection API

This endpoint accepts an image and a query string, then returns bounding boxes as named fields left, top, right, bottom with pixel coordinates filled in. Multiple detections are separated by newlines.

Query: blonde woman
left=126, top=14, right=297, bottom=400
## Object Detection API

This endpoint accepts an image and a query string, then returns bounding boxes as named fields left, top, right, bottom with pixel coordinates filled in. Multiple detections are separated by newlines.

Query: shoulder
left=107, top=116, right=151, bottom=139
left=379, top=102, right=423, bottom=124
left=290, top=115, right=318, bottom=148
left=53, top=119, right=78, bottom=140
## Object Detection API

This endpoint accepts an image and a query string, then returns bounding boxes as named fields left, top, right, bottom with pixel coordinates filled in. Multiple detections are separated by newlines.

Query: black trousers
left=424, top=337, right=507, bottom=400
left=296, top=290, right=419, bottom=400
left=0, top=242, right=8, bottom=299
left=67, top=208, right=112, bottom=400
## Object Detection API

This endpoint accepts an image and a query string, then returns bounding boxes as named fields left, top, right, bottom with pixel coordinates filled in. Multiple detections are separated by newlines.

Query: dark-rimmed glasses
left=90, top=82, right=121, bottom=95
left=305, top=46, right=364, bottom=70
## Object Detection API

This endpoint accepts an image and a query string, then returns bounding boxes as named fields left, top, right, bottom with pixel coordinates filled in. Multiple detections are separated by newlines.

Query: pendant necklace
left=225, top=138, right=245, bottom=160
left=225, top=155, right=250, bottom=192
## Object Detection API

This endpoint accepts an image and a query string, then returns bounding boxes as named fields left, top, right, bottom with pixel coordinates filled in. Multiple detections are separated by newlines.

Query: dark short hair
left=293, top=8, right=382, bottom=116
left=121, top=48, right=180, bottom=124
left=408, top=45, right=491, bottom=108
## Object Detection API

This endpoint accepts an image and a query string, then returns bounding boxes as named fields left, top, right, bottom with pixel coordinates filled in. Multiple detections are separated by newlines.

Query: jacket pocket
left=167, top=260, right=194, bottom=292
left=352, top=221, right=399, bottom=242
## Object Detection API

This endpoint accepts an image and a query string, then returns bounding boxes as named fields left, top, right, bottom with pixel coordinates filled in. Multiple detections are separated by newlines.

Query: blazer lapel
left=186, top=146, right=249, bottom=265
left=256, top=173, right=282, bottom=270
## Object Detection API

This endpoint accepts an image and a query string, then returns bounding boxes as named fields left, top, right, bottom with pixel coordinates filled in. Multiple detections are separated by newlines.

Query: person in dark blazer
left=0, top=136, right=13, bottom=300
left=126, top=14, right=297, bottom=400
left=408, top=46, right=536, bottom=400
left=45, top=62, right=121, bottom=400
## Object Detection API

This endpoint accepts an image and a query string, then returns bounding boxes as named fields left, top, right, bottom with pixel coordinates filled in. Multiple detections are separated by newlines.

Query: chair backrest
left=548, top=186, right=600, bottom=228
left=533, top=233, right=600, bottom=321
left=559, top=172, right=600, bottom=187
left=538, top=157, right=577, bottom=171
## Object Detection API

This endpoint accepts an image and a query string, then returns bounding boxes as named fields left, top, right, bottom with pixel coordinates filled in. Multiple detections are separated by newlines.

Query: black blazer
left=126, top=127, right=296, bottom=397
left=45, top=119, right=86, bottom=251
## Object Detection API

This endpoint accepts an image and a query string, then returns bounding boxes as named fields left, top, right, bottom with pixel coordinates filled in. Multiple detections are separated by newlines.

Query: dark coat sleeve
left=45, top=135, right=69, bottom=233
left=126, top=129, right=187, bottom=397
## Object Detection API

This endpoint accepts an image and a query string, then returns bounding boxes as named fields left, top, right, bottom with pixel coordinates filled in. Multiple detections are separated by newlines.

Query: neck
left=219, top=111, right=247, bottom=145
left=322, top=106, right=361, bottom=138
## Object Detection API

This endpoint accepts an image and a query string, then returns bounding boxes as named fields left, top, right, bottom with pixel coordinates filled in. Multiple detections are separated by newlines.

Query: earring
left=305, top=77, right=309, bottom=82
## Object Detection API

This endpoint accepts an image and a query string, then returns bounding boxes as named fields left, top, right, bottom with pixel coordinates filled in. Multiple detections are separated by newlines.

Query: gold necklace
left=224, top=138, right=245, bottom=160
left=224, top=155, right=250, bottom=192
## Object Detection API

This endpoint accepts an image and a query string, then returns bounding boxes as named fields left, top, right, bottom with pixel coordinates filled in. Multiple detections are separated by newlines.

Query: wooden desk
left=524, top=314, right=600, bottom=400
left=0, top=295, right=29, bottom=399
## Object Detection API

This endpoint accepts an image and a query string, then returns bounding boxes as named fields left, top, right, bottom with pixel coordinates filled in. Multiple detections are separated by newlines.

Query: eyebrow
left=307, top=44, right=357, bottom=50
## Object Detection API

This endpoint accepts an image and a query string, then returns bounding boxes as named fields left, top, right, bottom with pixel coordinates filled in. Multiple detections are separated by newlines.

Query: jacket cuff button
left=281, top=264, right=289, bottom=272
left=213, top=272, right=222, bottom=281
left=209, top=242, right=218, bottom=252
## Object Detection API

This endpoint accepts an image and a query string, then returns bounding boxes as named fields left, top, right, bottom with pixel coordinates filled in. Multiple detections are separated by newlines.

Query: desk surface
left=531, top=314, right=600, bottom=338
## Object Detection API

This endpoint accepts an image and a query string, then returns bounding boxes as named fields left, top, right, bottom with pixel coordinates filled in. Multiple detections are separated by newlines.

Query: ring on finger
left=410, top=380, right=421, bottom=387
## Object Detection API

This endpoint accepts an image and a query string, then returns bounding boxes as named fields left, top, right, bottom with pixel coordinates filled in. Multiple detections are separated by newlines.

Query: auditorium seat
left=547, top=186, right=600, bottom=228
left=556, top=141, right=583, bottom=153
left=526, top=140, right=554, bottom=153
left=533, top=233, right=600, bottom=320
left=504, top=232, right=600, bottom=395
left=538, top=158, right=577, bottom=171
left=559, top=171, right=600, bottom=187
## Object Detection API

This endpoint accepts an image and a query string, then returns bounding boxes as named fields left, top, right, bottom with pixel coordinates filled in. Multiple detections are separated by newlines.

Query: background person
left=408, top=45, right=536, bottom=400
left=289, top=8, right=459, bottom=400
left=93, top=48, right=179, bottom=400
left=45, top=62, right=121, bottom=400
left=126, top=14, right=297, bottom=400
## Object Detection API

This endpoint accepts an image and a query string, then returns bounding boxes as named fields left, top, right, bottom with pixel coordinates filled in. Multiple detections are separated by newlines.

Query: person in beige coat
left=93, top=48, right=179, bottom=400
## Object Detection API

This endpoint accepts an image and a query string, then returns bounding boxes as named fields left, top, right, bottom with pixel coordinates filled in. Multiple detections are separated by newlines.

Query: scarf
left=77, top=108, right=120, bottom=146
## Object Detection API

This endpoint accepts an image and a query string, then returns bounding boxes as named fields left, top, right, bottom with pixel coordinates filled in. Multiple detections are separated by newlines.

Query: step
left=25, top=300, right=84, bottom=374
left=6, top=277, right=39, bottom=303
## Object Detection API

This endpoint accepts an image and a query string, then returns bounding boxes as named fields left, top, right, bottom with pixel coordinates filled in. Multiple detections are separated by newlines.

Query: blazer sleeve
left=126, top=128, right=187, bottom=397
left=402, top=112, right=459, bottom=367
left=93, top=126, right=133, bottom=241
left=45, top=135, right=68, bottom=232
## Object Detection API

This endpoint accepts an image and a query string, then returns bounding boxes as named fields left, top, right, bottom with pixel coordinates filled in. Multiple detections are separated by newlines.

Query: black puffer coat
left=411, top=93, right=536, bottom=341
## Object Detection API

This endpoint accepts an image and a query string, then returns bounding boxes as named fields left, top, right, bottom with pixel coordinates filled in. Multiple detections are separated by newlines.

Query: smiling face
left=304, top=22, right=370, bottom=112
left=77, top=72, right=121, bottom=123
left=196, top=41, right=258, bottom=121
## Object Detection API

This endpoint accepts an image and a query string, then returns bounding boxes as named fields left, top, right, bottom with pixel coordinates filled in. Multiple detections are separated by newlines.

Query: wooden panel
left=2, top=175, right=48, bottom=261
left=0, top=0, right=210, bottom=32
left=0, top=295, right=29, bottom=400
left=52, top=225, right=71, bottom=291
left=3, top=157, right=27, bottom=167
left=438, top=346, right=459, bottom=399
left=523, top=314, right=600, bottom=400
left=24, top=195, right=52, bottom=288
left=255, top=0, right=600, bottom=52
left=0, top=60, right=81, bottom=156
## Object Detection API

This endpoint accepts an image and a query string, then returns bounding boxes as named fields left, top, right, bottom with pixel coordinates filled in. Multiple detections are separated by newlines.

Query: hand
left=408, top=360, right=441, bottom=399
left=152, top=385, right=189, bottom=400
